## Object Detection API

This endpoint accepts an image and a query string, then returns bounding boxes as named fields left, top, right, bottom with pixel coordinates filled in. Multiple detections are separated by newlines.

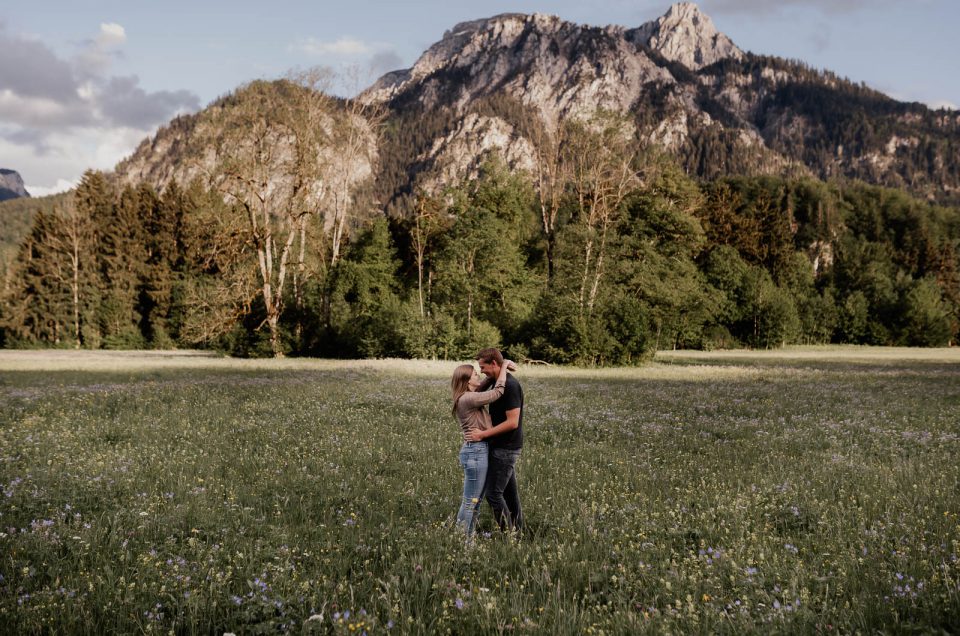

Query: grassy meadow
left=1, top=347, right=958, bottom=634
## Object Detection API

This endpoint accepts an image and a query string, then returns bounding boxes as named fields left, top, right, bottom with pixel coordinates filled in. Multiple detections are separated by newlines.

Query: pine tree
left=94, top=179, right=146, bottom=348
left=2, top=197, right=98, bottom=346
left=140, top=183, right=180, bottom=346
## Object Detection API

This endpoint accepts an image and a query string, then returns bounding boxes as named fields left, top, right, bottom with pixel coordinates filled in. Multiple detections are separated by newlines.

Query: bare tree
left=326, top=71, right=384, bottom=267
left=284, top=68, right=337, bottom=331
left=194, top=73, right=378, bottom=357
left=410, top=191, right=448, bottom=318
left=178, top=62, right=386, bottom=356
left=567, top=113, right=641, bottom=317
left=533, top=120, right=570, bottom=280
left=206, top=82, right=301, bottom=356
left=177, top=186, right=259, bottom=346
left=39, top=198, right=96, bottom=347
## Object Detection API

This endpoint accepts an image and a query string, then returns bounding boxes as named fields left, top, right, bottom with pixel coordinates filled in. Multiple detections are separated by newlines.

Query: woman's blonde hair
left=450, top=364, right=475, bottom=416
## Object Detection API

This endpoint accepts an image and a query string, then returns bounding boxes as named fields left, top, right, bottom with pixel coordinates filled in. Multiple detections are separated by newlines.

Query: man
left=469, top=347, right=524, bottom=533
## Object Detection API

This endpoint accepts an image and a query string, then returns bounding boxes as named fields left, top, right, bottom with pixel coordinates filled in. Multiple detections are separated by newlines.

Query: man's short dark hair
left=476, top=347, right=503, bottom=366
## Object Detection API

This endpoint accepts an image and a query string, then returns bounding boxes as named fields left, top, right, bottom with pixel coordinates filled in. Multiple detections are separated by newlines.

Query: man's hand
left=467, top=429, right=485, bottom=442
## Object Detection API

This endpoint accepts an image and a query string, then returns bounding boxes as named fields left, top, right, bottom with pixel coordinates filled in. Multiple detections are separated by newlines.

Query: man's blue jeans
left=485, top=447, right=522, bottom=532
left=456, top=441, right=488, bottom=537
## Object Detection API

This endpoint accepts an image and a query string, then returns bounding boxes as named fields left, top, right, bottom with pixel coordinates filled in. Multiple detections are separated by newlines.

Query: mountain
left=0, top=169, right=30, bottom=202
left=363, top=2, right=960, bottom=207
left=114, top=2, right=960, bottom=209
left=108, top=79, right=380, bottom=260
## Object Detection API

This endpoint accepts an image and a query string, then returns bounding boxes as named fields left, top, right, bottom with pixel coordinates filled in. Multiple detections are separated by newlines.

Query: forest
left=1, top=85, right=958, bottom=363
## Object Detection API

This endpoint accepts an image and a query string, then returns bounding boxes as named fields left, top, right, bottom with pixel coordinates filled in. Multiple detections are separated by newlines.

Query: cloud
left=2, top=124, right=155, bottom=195
left=807, top=20, right=831, bottom=52
left=928, top=99, right=958, bottom=111
left=287, top=37, right=407, bottom=96
left=702, top=0, right=897, bottom=15
left=0, top=28, right=80, bottom=101
left=97, top=23, right=127, bottom=47
left=76, top=22, right=128, bottom=76
left=99, top=76, right=199, bottom=129
left=0, top=89, right=95, bottom=129
left=0, top=126, right=54, bottom=155
left=369, top=51, right=404, bottom=77
left=291, top=36, right=374, bottom=57
left=0, top=22, right=200, bottom=192
left=27, top=178, right=78, bottom=198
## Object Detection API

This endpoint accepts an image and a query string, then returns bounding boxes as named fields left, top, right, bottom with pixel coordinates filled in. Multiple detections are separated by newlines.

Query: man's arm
left=470, top=407, right=520, bottom=441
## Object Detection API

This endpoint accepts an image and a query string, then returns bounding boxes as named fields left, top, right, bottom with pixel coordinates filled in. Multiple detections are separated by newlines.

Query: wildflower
left=455, top=597, right=464, bottom=610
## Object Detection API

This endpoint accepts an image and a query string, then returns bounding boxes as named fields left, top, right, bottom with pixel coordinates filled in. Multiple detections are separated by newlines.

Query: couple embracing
left=450, top=347, right=524, bottom=540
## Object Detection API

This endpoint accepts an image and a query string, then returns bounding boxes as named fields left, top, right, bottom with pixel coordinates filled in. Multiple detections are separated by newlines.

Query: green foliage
left=431, top=162, right=540, bottom=350
left=3, top=145, right=959, bottom=357
left=618, top=164, right=717, bottom=351
left=900, top=277, right=953, bottom=346
left=0, top=192, right=69, bottom=274
left=325, top=219, right=405, bottom=357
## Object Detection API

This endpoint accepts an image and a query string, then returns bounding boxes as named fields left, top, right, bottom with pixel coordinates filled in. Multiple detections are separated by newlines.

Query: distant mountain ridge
left=114, top=2, right=960, bottom=208
left=0, top=169, right=30, bottom=202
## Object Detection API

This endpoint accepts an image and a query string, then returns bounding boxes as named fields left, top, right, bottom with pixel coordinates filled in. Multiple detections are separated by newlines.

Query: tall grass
left=1, top=349, right=958, bottom=633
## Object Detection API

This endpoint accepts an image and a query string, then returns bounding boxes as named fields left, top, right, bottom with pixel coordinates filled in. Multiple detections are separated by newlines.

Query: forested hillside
left=2, top=144, right=956, bottom=360
left=0, top=194, right=68, bottom=298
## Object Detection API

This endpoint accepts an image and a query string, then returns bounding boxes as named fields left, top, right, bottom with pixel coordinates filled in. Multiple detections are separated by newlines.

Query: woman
left=450, top=359, right=512, bottom=538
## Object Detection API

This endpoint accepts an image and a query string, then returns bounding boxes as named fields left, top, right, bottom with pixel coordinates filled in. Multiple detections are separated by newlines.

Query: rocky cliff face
left=627, top=2, right=743, bottom=70
left=361, top=4, right=795, bottom=197
left=363, top=12, right=675, bottom=125
left=367, top=3, right=958, bottom=204
left=115, top=3, right=960, bottom=208
left=114, top=82, right=378, bottom=233
left=0, top=169, right=30, bottom=202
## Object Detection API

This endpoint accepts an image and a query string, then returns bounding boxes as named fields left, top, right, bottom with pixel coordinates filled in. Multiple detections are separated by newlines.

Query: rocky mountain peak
left=0, top=169, right=30, bottom=202
left=114, top=5, right=960, bottom=211
left=363, top=12, right=567, bottom=104
left=362, top=10, right=673, bottom=124
left=629, top=2, right=743, bottom=70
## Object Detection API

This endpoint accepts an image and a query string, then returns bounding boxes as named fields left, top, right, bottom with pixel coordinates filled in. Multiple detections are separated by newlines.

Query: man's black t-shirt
left=486, top=373, right=524, bottom=450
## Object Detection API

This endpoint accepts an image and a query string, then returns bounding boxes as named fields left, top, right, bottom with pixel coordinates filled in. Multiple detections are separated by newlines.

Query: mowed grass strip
left=1, top=349, right=958, bottom=634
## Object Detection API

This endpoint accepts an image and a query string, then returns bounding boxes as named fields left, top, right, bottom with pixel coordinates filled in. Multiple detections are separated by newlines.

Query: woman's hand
left=467, top=429, right=485, bottom=442
left=504, top=359, right=517, bottom=372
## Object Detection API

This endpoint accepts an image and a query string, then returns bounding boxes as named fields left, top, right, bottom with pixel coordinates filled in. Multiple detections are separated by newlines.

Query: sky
left=2, top=0, right=958, bottom=197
